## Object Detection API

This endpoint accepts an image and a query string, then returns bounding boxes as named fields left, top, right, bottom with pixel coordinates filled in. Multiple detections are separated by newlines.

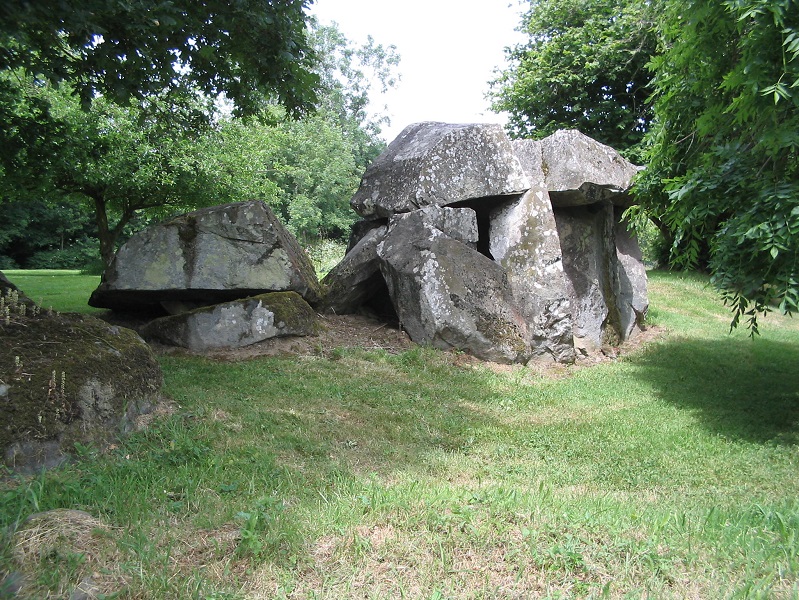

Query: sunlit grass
left=3, top=270, right=103, bottom=314
left=1, top=270, right=798, bottom=598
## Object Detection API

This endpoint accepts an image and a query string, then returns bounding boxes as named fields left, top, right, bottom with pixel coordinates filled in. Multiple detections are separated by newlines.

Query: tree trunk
left=92, top=195, right=132, bottom=269
left=93, top=196, right=116, bottom=268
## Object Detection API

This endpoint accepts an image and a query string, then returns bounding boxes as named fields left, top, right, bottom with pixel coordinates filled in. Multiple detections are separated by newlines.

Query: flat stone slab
left=90, top=200, right=321, bottom=311
left=350, top=122, right=530, bottom=218
left=514, top=130, right=641, bottom=207
left=140, top=291, right=318, bottom=351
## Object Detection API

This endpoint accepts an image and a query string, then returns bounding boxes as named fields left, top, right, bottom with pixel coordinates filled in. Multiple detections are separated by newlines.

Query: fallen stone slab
left=317, top=224, right=388, bottom=315
left=89, top=200, right=321, bottom=312
left=139, top=291, right=318, bottom=351
left=377, top=207, right=531, bottom=364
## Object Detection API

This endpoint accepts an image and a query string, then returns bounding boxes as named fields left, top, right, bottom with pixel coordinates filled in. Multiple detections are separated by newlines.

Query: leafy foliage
left=490, top=0, right=656, bottom=156
left=310, top=22, right=399, bottom=170
left=0, top=21, right=396, bottom=266
left=203, top=108, right=363, bottom=243
left=0, top=0, right=319, bottom=116
left=0, top=200, right=99, bottom=269
left=638, top=0, right=799, bottom=331
left=0, top=75, right=219, bottom=266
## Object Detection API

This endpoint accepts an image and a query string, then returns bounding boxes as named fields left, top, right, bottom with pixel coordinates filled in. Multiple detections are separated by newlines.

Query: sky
left=309, top=0, right=527, bottom=142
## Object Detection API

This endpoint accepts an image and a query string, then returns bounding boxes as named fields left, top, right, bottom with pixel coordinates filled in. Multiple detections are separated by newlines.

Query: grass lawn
left=1, top=270, right=798, bottom=599
left=3, top=270, right=104, bottom=314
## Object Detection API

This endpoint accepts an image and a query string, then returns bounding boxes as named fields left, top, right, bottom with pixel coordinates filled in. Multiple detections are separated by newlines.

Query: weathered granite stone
left=511, top=131, right=647, bottom=352
left=317, top=225, right=388, bottom=315
left=515, top=130, right=641, bottom=207
left=489, top=188, right=575, bottom=363
left=346, top=218, right=387, bottom=253
left=322, top=125, right=649, bottom=362
left=615, top=210, right=649, bottom=339
left=377, top=207, right=530, bottom=363
left=89, top=200, right=321, bottom=311
left=554, top=203, right=624, bottom=351
left=350, top=122, right=530, bottom=218
left=140, top=291, right=318, bottom=351
left=1, top=306, right=160, bottom=474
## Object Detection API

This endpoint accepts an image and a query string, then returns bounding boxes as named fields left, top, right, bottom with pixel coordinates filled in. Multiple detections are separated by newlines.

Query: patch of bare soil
left=127, top=309, right=665, bottom=372
left=139, top=313, right=415, bottom=361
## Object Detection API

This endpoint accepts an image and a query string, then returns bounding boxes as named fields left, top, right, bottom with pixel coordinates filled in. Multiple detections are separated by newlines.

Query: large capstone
left=350, top=122, right=530, bottom=218
left=516, top=130, right=641, bottom=207
left=89, top=200, right=321, bottom=312
left=140, top=291, right=318, bottom=352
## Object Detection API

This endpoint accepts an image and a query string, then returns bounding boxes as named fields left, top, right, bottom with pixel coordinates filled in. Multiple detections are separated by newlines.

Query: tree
left=309, top=21, right=400, bottom=169
left=637, top=0, right=799, bottom=331
left=0, top=76, right=220, bottom=266
left=200, top=107, right=363, bottom=244
left=0, top=19, right=398, bottom=268
left=490, top=0, right=656, bottom=157
left=0, top=200, right=98, bottom=269
left=0, top=0, right=319, bottom=117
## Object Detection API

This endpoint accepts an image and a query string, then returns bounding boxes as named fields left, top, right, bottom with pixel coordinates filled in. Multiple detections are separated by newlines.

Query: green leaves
left=0, top=0, right=320, bottom=117
left=490, top=0, right=656, bottom=156
left=637, top=0, right=799, bottom=332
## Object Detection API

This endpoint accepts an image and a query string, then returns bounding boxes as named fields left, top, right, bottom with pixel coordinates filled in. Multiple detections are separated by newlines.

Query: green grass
left=2, top=270, right=798, bottom=599
left=3, top=270, right=103, bottom=314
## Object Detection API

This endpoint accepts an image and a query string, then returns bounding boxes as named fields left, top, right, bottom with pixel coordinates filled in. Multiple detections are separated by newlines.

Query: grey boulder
left=317, top=224, right=388, bottom=315
left=1, top=304, right=160, bottom=474
left=554, top=205, right=648, bottom=351
left=350, top=122, right=530, bottom=218
left=90, top=200, right=321, bottom=312
left=515, top=130, right=641, bottom=207
left=489, top=186, right=575, bottom=363
left=140, top=291, right=318, bottom=352
left=377, top=207, right=530, bottom=364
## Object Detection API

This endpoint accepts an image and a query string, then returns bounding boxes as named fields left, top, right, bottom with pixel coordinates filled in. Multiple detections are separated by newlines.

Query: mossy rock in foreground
left=1, top=303, right=162, bottom=474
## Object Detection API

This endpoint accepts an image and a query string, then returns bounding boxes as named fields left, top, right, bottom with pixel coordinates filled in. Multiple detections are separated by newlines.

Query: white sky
left=309, top=0, right=527, bottom=142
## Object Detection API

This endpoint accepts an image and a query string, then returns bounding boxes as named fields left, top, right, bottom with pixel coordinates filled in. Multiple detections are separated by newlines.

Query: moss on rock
left=139, top=291, right=319, bottom=351
left=1, top=294, right=161, bottom=474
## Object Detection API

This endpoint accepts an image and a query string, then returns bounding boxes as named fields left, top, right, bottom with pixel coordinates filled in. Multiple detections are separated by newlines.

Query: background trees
left=0, top=7, right=398, bottom=270
left=638, top=0, right=799, bottom=330
left=0, top=0, right=319, bottom=116
left=1, top=79, right=219, bottom=267
left=489, top=0, right=655, bottom=158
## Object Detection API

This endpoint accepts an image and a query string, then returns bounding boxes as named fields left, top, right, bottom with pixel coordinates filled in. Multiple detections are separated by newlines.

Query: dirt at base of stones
left=105, top=311, right=666, bottom=373
left=149, top=313, right=417, bottom=360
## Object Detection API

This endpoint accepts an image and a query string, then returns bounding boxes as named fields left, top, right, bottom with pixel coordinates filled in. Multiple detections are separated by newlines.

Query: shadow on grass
left=632, top=335, right=799, bottom=445
left=158, top=348, right=511, bottom=485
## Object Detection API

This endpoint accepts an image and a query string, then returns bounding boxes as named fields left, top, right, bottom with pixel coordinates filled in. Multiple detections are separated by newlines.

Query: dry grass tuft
left=9, top=508, right=126, bottom=599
